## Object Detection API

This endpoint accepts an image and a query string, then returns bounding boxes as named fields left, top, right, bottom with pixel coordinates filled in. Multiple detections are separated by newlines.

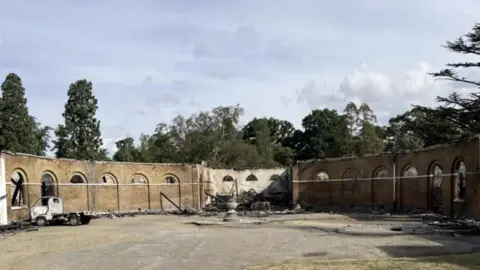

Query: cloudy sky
left=0, top=1, right=478, bottom=155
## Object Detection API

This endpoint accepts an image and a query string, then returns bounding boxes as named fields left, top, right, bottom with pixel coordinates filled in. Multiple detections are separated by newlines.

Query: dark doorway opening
left=41, top=174, right=56, bottom=205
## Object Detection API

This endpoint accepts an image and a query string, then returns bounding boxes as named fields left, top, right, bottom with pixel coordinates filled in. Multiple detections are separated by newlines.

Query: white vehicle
left=30, top=196, right=94, bottom=227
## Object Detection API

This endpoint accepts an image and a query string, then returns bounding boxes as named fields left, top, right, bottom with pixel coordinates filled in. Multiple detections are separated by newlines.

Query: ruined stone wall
left=2, top=153, right=291, bottom=222
left=292, top=136, right=480, bottom=218
left=4, top=135, right=480, bottom=222
left=212, top=168, right=289, bottom=195
left=3, top=153, right=202, bottom=222
left=193, top=167, right=291, bottom=206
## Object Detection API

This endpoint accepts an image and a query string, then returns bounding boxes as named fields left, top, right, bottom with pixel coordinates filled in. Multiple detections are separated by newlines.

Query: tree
left=0, top=73, right=50, bottom=155
left=242, top=117, right=295, bottom=145
left=112, top=137, right=140, bottom=162
left=242, top=117, right=295, bottom=166
left=169, top=105, right=244, bottom=167
left=341, top=102, right=384, bottom=156
left=52, top=79, right=105, bottom=160
left=356, top=103, right=384, bottom=155
left=418, top=23, right=480, bottom=137
left=31, top=119, right=52, bottom=156
left=250, top=119, right=274, bottom=160
left=217, top=139, right=263, bottom=169
left=287, top=109, right=345, bottom=160
left=97, top=148, right=111, bottom=161
left=385, top=107, right=459, bottom=150
left=138, top=123, right=179, bottom=163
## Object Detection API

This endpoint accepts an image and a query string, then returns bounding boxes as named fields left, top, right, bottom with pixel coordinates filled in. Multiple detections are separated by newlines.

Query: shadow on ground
left=343, top=210, right=480, bottom=269
left=379, top=246, right=480, bottom=269
left=378, top=244, right=480, bottom=258
left=266, top=210, right=480, bottom=269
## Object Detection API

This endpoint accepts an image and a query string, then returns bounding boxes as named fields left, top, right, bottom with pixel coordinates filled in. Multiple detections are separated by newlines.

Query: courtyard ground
left=1, top=213, right=480, bottom=270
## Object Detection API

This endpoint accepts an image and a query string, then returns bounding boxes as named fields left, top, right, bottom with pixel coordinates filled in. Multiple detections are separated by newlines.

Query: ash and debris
left=199, top=188, right=480, bottom=235
left=3, top=187, right=480, bottom=238
left=0, top=221, right=38, bottom=236
left=203, top=188, right=295, bottom=215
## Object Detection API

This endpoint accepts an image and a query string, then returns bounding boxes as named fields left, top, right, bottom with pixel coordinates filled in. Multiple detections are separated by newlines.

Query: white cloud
left=0, top=0, right=479, bottom=146
left=297, top=61, right=475, bottom=123
left=102, top=138, right=119, bottom=157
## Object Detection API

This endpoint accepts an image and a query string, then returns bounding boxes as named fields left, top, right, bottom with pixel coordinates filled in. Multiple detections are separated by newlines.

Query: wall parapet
left=0, top=151, right=187, bottom=167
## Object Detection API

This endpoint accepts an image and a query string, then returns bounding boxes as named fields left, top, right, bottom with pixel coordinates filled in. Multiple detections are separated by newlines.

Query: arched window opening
left=70, top=174, right=86, bottom=184
left=41, top=172, right=57, bottom=205
left=316, top=171, right=329, bottom=181
left=456, top=161, right=466, bottom=199
left=430, top=164, right=444, bottom=213
left=432, top=165, right=443, bottom=187
left=10, top=170, right=26, bottom=207
left=101, top=174, right=117, bottom=185
left=223, top=175, right=234, bottom=182
left=131, top=175, right=148, bottom=184
left=403, top=166, right=418, bottom=178
left=164, top=175, right=179, bottom=184
left=342, top=169, right=358, bottom=180
left=246, top=174, right=258, bottom=181
left=270, top=174, right=281, bottom=181
left=374, top=168, right=389, bottom=179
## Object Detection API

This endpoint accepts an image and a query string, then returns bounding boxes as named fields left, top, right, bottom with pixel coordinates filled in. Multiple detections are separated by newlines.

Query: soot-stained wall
left=291, top=136, right=480, bottom=218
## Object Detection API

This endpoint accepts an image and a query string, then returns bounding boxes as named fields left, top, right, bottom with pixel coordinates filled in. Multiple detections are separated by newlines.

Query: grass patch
left=246, top=252, right=480, bottom=270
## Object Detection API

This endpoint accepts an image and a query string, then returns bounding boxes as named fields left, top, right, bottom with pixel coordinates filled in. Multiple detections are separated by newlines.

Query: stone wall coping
left=0, top=151, right=188, bottom=167
left=6, top=182, right=199, bottom=186
left=295, top=135, right=480, bottom=164
left=0, top=152, right=288, bottom=171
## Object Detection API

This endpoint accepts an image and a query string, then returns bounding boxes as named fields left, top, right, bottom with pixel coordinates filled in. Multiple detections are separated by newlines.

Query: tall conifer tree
left=53, top=79, right=104, bottom=160
left=0, top=73, right=50, bottom=155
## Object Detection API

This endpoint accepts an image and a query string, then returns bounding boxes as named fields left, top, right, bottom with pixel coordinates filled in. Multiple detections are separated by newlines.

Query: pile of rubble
left=203, top=188, right=296, bottom=215
left=238, top=189, right=289, bottom=209
left=203, top=189, right=288, bottom=212
left=94, top=208, right=199, bottom=219
left=421, top=216, right=480, bottom=233
left=0, top=221, right=38, bottom=236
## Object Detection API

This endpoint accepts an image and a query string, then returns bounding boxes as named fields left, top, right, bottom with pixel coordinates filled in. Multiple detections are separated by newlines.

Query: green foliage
left=416, top=23, right=480, bottom=141
left=287, top=109, right=346, bottom=160
left=113, top=137, right=140, bottom=162
left=52, top=79, right=105, bottom=160
left=137, top=124, right=178, bottom=163
left=0, top=73, right=50, bottom=155
left=242, top=117, right=296, bottom=166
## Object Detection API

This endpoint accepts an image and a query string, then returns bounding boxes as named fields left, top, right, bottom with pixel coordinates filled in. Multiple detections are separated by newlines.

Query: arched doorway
left=430, top=164, right=443, bottom=213
left=372, top=167, right=389, bottom=207
left=41, top=172, right=57, bottom=205
left=455, top=161, right=467, bottom=200
left=162, top=174, right=181, bottom=210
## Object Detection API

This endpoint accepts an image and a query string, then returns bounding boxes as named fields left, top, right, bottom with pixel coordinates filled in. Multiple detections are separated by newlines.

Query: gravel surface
left=1, top=214, right=479, bottom=270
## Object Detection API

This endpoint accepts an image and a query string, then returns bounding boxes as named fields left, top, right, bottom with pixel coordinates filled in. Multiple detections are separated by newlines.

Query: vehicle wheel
left=68, top=215, right=80, bottom=226
left=35, top=216, right=48, bottom=227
